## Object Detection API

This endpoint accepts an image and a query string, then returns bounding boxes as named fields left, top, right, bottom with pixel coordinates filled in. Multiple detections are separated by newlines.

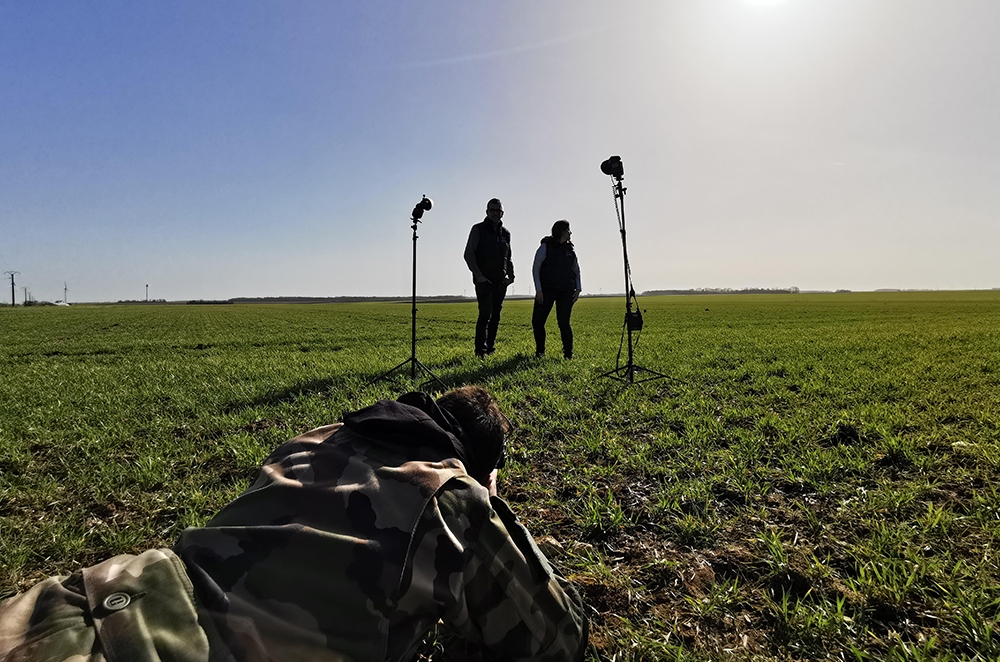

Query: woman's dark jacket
left=538, top=237, right=579, bottom=293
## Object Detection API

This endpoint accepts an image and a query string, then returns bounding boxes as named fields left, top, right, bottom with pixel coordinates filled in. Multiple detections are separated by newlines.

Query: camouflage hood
left=346, top=392, right=500, bottom=481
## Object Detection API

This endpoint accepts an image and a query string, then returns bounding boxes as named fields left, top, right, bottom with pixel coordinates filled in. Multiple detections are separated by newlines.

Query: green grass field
left=3, top=292, right=1000, bottom=660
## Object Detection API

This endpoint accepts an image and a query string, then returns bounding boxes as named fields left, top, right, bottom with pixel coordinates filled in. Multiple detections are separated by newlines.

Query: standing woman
left=532, top=220, right=582, bottom=359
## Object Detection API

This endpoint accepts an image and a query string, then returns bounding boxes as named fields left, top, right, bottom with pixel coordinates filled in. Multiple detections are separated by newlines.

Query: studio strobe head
left=600, top=155, right=624, bottom=180
left=412, top=196, right=433, bottom=221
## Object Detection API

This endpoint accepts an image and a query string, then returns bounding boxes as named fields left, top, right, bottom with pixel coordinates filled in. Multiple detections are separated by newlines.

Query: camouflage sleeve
left=0, top=549, right=213, bottom=662
left=432, top=477, right=588, bottom=661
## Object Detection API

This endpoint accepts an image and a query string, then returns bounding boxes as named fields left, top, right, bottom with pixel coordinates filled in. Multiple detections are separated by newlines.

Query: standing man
left=465, top=198, right=515, bottom=357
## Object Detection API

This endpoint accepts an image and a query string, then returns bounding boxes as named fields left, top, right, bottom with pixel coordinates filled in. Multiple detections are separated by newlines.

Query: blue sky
left=2, top=1, right=999, bottom=302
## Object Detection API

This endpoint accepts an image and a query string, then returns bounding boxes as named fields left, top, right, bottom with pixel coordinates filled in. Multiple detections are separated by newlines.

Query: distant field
left=2, top=292, right=1000, bottom=660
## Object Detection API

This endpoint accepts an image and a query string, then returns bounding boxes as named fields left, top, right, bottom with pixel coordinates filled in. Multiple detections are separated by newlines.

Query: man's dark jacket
left=469, top=219, right=514, bottom=284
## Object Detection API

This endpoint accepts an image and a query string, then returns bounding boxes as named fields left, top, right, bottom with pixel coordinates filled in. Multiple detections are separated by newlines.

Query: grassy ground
left=2, top=292, right=1000, bottom=660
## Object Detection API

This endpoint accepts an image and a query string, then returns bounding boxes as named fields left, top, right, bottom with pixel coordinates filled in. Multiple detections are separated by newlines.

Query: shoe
left=563, top=354, right=573, bottom=360
left=535, top=351, right=544, bottom=358
left=475, top=352, right=486, bottom=359
left=485, top=348, right=495, bottom=355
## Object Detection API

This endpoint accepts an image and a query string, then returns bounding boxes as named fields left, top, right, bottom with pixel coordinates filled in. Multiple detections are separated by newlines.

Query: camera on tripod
left=596, top=153, right=670, bottom=384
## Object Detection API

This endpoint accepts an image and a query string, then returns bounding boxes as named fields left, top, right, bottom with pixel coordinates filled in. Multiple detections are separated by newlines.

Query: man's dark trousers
left=475, top=281, right=507, bottom=356
left=532, top=290, right=575, bottom=358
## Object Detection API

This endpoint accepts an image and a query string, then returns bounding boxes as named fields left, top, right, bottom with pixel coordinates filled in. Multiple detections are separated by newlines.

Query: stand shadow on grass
left=220, top=373, right=363, bottom=413
left=367, top=353, right=543, bottom=394
left=222, top=353, right=540, bottom=415
left=434, top=353, right=549, bottom=390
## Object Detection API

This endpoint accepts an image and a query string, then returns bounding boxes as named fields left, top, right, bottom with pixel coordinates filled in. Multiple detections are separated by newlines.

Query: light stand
left=371, top=196, right=447, bottom=391
left=597, top=156, right=672, bottom=385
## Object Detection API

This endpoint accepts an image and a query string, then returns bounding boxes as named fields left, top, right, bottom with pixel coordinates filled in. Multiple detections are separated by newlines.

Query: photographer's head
left=551, top=219, right=571, bottom=243
left=437, top=385, right=508, bottom=484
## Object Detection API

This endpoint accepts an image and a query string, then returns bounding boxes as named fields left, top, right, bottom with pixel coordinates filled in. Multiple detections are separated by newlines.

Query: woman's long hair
left=550, top=219, right=570, bottom=241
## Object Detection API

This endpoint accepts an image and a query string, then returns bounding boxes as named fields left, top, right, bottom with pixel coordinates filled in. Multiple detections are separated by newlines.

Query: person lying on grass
left=0, top=385, right=588, bottom=662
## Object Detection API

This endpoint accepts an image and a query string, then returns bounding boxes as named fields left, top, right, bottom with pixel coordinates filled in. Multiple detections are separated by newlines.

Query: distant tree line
left=642, top=287, right=800, bottom=296
left=231, top=296, right=395, bottom=304
left=229, top=296, right=468, bottom=304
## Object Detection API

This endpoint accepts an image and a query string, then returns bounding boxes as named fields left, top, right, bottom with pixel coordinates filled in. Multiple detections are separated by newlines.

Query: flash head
left=600, top=155, right=624, bottom=179
left=412, top=196, right=433, bottom=220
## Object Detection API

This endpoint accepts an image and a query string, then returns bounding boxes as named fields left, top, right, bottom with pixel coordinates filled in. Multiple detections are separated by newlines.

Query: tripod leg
left=371, top=212, right=446, bottom=390
left=413, top=358, right=447, bottom=391
left=370, top=357, right=417, bottom=385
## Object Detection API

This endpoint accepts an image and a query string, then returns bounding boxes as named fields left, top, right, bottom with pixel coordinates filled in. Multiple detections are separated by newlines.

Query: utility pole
left=23, top=287, right=28, bottom=303
left=4, top=271, right=18, bottom=306
left=64, top=282, right=68, bottom=303
left=145, top=284, right=148, bottom=302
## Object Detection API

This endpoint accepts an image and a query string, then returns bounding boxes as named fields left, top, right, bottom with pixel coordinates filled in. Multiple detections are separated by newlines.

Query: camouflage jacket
left=1, top=399, right=586, bottom=661
left=176, top=400, right=588, bottom=661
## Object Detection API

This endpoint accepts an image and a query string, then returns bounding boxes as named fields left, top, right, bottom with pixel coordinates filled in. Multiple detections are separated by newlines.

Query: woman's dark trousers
left=532, top=290, right=575, bottom=358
